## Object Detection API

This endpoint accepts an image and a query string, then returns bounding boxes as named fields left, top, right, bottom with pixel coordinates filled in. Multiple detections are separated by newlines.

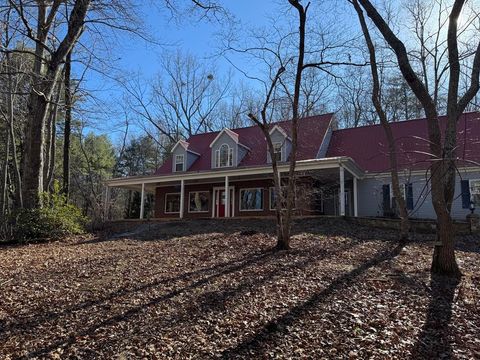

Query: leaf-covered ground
left=1, top=218, right=479, bottom=359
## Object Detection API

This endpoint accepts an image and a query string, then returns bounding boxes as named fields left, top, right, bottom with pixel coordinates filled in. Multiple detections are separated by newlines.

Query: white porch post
left=339, top=166, right=345, bottom=216
left=104, top=185, right=110, bottom=220
left=180, top=179, right=185, bottom=219
left=139, top=183, right=145, bottom=219
left=353, top=176, right=358, bottom=217
left=225, top=175, right=230, bottom=217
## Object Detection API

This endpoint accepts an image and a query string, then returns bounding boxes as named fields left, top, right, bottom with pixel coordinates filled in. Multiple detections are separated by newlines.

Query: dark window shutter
left=382, top=184, right=390, bottom=213
left=406, top=183, right=414, bottom=210
left=461, top=180, right=471, bottom=209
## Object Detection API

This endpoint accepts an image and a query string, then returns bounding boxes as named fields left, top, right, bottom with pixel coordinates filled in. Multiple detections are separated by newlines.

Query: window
left=165, top=193, right=181, bottom=213
left=273, top=142, right=283, bottom=162
left=240, top=188, right=263, bottom=211
left=189, top=191, right=209, bottom=212
left=215, top=144, right=233, bottom=168
left=270, top=186, right=290, bottom=210
left=175, top=154, right=184, bottom=172
left=388, top=183, right=414, bottom=211
left=470, top=179, right=480, bottom=205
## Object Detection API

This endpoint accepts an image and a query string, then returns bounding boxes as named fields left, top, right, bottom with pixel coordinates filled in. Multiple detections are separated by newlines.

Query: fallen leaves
left=0, top=218, right=478, bottom=359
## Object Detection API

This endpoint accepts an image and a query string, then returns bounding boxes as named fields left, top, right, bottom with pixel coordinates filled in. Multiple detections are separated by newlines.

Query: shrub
left=12, top=182, right=87, bottom=242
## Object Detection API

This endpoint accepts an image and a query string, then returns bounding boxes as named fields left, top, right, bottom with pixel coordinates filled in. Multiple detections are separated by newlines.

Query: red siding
left=154, top=179, right=316, bottom=219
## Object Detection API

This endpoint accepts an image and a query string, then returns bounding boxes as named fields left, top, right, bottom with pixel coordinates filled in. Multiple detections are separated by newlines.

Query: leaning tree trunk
left=352, top=0, right=410, bottom=242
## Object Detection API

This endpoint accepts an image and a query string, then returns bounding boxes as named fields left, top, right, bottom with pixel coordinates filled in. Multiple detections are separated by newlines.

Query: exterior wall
left=317, top=125, right=332, bottom=158
left=186, top=152, right=199, bottom=169
left=238, top=145, right=248, bottom=164
left=210, top=132, right=239, bottom=168
left=171, top=146, right=186, bottom=173
left=154, top=178, right=316, bottom=219
left=267, top=128, right=291, bottom=163
left=357, top=169, right=480, bottom=220
left=171, top=147, right=199, bottom=172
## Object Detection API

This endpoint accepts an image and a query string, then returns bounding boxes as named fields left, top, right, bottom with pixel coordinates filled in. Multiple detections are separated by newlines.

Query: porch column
left=104, top=185, right=110, bottom=220
left=139, top=183, right=145, bottom=219
left=225, top=175, right=230, bottom=217
left=353, top=176, right=358, bottom=217
left=180, top=179, right=185, bottom=219
left=339, top=166, right=345, bottom=216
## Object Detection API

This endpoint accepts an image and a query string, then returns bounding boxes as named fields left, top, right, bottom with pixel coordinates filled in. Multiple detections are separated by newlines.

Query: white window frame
left=215, top=143, right=233, bottom=168
left=188, top=191, right=210, bottom=213
left=389, top=183, right=408, bottom=200
left=164, top=192, right=181, bottom=214
left=272, top=142, right=283, bottom=162
left=469, top=179, right=480, bottom=203
left=212, top=186, right=235, bottom=218
left=239, top=188, right=264, bottom=212
left=175, top=154, right=185, bottom=172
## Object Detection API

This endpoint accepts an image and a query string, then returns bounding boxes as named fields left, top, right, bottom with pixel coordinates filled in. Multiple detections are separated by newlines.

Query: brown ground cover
left=0, top=218, right=479, bottom=359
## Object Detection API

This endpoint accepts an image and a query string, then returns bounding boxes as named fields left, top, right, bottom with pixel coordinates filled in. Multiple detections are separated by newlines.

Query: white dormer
left=210, top=128, right=250, bottom=169
left=268, top=125, right=291, bottom=163
left=171, top=140, right=200, bottom=172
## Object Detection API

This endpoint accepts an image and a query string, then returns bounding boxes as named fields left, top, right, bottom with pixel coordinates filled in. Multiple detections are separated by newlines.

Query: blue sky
left=78, top=0, right=359, bottom=142
left=79, top=1, right=283, bottom=139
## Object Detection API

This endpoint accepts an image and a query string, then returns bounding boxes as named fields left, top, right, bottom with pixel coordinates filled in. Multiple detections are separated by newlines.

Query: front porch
left=104, top=157, right=363, bottom=220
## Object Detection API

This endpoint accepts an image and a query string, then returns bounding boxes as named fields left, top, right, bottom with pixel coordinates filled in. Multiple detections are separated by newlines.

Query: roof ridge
left=187, top=112, right=334, bottom=140
left=333, top=111, right=480, bottom=133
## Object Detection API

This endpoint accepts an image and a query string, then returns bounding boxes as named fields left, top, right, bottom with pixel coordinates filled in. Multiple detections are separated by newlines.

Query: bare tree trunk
left=279, top=0, right=309, bottom=250
left=353, top=0, right=410, bottom=241
left=63, top=50, right=72, bottom=198
left=45, top=90, right=60, bottom=191
left=0, top=129, right=10, bottom=217
left=6, top=54, right=22, bottom=208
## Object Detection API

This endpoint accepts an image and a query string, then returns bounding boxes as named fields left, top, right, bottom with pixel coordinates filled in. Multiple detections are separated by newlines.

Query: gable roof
left=155, top=113, right=334, bottom=175
left=209, top=128, right=239, bottom=148
left=326, top=112, right=480, bottom=173
left=269, top=124, right=291, bottom=140
left=171, top=140, right=201, bottom=156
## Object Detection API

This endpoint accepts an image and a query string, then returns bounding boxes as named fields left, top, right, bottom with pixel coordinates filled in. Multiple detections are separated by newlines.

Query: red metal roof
left=326, top=112, right=480, bottom=173
left=155, top=113, right=334, bottom=175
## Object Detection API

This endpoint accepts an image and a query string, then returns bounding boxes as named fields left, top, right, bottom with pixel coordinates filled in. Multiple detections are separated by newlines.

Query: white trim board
left=105, top=157, right=364, bottom=188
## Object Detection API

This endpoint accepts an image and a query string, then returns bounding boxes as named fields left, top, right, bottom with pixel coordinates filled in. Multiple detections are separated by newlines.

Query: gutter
left=105, top=156, right=365, bottom=187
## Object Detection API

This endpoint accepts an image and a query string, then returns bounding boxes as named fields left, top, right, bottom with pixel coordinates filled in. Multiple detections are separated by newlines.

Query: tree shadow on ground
left=218, top=241, right=406, bottom=359
left=410, top=275, right=460, bottom=359
left=4, top=247, right=274, bottom=337
left=19, top=237, right=364, bottom=358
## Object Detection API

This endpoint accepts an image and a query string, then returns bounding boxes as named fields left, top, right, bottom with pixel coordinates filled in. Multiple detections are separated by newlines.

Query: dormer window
left=216, top=144, right=233, bottom=168
left=273, top=142, right=283, bottom=162
left=175, top=154, right=184, bottom=172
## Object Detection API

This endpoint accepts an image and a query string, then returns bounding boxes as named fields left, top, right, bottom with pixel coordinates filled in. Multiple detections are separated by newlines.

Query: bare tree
left=247, top=0, right=309, bottom=250
left=356, top=0, right=480, bottom=276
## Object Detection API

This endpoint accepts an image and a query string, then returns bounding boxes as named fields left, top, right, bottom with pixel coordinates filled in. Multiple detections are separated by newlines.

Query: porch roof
left=105, top=157, right=364, bottom=191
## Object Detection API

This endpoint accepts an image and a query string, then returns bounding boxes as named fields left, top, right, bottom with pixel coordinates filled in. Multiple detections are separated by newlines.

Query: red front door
left=218, top=190, right=226, bottom=217
left=215, top=188, right=233, bottom=217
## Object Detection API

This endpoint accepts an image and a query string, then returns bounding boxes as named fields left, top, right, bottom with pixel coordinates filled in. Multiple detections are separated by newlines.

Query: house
left=105, top=111, right=480, bottom=220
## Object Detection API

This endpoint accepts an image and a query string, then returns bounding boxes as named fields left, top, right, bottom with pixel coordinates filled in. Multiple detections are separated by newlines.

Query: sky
left=78, top=0, right=320, bottom=142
